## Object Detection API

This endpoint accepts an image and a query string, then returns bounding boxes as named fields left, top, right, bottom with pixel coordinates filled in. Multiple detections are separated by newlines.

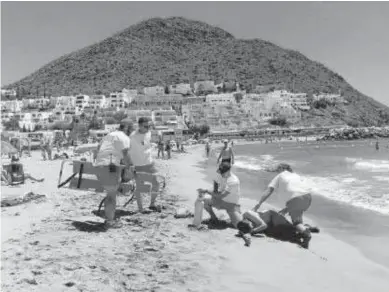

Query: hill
left=5, top=16, right=389, bottom=126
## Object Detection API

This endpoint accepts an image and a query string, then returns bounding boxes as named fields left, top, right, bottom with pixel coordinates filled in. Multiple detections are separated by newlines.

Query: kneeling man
left=199, top=162, right=242, bottom=228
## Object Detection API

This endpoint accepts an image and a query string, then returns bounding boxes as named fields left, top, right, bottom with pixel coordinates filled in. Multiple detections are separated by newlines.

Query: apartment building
left=1, top=100, right=23, bottom=112
left=169, top=83, right=192, bottom=95
left=206, top=93, right=236, bottom=106
left=194, top=80, right=217, bottom=94
left=143, top=86, right=165, bottom=96
left=107, top=92, right=131, bottom=109
left=313, top=93, right=345, bottom=104
left=75, top=95, right=90, bottom=110
left=89, top=95, right=108, bottom=109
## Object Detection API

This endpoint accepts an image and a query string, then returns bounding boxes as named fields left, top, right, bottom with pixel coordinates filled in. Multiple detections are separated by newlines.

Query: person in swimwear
left=217, top=139, right=234, bottom=165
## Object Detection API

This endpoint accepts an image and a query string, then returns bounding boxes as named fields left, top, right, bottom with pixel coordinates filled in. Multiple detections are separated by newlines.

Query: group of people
left=94, top=117, right=162, bottom=229
left=198, top=141, right=313, bottom=248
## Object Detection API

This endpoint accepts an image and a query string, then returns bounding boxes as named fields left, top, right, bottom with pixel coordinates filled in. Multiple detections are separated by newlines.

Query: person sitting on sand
left=217, top=139, right=234, bottom=165
left=2, top=156, right=45, bottom=185
left=198, top=162, right=242, bottom=228
left=95, top=120, right=134, bottom=229
left=129, top=117, right=162, bottom=213
left=252, top=163, right=312, bottom=248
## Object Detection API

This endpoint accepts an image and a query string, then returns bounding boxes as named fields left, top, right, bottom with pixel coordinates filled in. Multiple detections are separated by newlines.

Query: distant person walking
left=205, top=142, right=211, bottom=157
left=217, top=139, right=234, bottom=165
left=376, top=140, right=379, bottom=151
left=157, top=139, right=165, bottom=159
left=41, top=133, right=53, bottom=160
left=165, top=141, right=171, bottom=159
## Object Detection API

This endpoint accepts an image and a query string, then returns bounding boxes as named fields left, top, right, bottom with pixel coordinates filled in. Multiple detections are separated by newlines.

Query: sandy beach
left=1, top=146, right=389, bottom=292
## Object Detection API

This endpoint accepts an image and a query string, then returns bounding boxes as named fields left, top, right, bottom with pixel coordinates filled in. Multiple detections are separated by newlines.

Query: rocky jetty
left=319, top=127, right=389, bottom=141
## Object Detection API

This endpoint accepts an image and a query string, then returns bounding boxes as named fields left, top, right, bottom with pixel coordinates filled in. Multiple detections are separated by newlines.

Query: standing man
left=95, top=120, right=134, bottom=229
left=130, top=117, right=161, bottom=213
left=199, top=162, right=242, bottom=228
left=252, top=163, right=312, bottom=248
left=205, top=141, right=211, bottom=157
left=41, top=133, right=53, bottom=160
left=216, top=139, right=234, bottom=165
left=157, top=139, right=165, bottom=159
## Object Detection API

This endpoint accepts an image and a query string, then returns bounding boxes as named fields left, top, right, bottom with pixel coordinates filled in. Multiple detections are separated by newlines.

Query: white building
left=313, top=93, right=345, bottom=103
left=194, top=80, right=217, bottom=95
left=75, top=95, right=90, bottom=110
left=1, top=100, right=23, bottom=112
left=1, top=89, right=17, bottom=98
left=169, top=83, right=192, bottom=95
left=34, top=97, right=51, bottom=109
left=107, top=92, right=131, bottom=109
left=206, top=93, right=236, bottom=106
left=144, top=86, right=165, bottom=96
left=54, top=96, right=76, bottom=109
left=89, top=95, right=108, bottom=109
left=285, top=93, right=310, bottom=111
left=122, top=88, right=138, bottom=98
left=153, top=110, right=178, bottom=125
left=273, top=102, right=302, bottom=121
left=1, top=112, right=14, bottom=122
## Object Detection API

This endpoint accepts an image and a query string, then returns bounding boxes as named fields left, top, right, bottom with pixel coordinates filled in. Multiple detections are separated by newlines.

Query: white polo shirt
left=95, top=130, right=130, bottom=166
left=215, top=173, right=241, bottom=204
left=129, top=130, right=153, bottom=166
left=268, top=171, right=310, bottom=199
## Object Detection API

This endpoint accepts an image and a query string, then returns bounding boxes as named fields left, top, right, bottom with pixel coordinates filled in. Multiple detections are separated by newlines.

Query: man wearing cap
left=216, top=140, right=234, bottom=165
left=95, top=120, right=134, bottom=229
left=129, top=117, right=161, bottom=213
left=198, top=162, right=242, bottom=227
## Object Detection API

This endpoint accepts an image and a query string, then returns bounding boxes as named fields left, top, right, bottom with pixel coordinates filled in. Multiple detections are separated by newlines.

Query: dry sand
left=1, top=147, right=389, bottom=292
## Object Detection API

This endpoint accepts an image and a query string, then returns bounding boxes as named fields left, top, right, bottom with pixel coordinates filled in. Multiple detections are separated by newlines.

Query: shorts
left=221, top=158, right=231, bottom=164
left=285, top=193, right=312, bottom=225
left=203, top=194, right=241, bottom=226
left=134, top=163, right=159, bottom=193
left=95, top=165, right=122, bottom=192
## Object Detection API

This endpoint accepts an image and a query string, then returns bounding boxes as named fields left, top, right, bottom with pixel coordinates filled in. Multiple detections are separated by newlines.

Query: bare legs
left=104, top=190, right=117, bottom=222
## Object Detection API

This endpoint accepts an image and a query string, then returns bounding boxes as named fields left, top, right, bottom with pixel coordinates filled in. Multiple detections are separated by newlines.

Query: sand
left=1, top=146, right=389, bottom=292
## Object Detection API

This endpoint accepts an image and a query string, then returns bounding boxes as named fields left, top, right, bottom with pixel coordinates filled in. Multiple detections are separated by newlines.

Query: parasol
left=1, top=141, right=18, bottom=155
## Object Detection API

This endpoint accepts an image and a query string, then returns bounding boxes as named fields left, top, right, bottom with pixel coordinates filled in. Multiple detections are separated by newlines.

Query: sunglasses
left=141, top=124, right=150, bottom=129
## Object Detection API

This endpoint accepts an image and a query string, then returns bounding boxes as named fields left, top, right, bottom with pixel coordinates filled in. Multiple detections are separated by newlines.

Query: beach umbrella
left=1, top=141, right=18, bottom=155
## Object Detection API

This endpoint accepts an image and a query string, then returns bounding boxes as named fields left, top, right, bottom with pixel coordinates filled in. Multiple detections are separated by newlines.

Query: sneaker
left=104, top=220, right=123, bottom=229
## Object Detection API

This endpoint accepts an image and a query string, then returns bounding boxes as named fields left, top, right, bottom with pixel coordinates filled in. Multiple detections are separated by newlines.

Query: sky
left=1, top=1, right=389, bottom=105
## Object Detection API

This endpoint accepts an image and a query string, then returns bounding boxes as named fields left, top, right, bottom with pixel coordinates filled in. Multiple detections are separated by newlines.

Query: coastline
left=1, top=146, right=389, bottom=291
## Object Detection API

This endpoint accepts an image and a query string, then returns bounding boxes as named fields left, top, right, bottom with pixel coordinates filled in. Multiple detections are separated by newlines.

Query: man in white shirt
left=199, top=162, right=242, bottom=228
left=129, top=117, right=160, bottom=213
left=253, top=163, right=312, bottom=248
left=95, top=120, right=134, bottom=228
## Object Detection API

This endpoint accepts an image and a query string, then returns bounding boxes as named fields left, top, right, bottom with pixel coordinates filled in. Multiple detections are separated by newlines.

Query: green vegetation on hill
left=5, top=17, right=389, bottom=126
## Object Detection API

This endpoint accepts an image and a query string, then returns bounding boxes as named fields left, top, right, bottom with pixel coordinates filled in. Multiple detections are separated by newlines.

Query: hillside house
left=194, top=80, right=217, bottom=95
left=169, top=83, right=192, bottom=95
left=89, top=95, right=108, bottom=109
left=144, top=86, right=165, bottom=96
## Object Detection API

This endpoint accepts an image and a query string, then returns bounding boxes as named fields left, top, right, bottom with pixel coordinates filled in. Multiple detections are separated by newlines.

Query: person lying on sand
left=198, top=162, right=242, bottom=228
left=237, top=209, right=319, bottom=248
left=252, top=163, right=312, bottom=248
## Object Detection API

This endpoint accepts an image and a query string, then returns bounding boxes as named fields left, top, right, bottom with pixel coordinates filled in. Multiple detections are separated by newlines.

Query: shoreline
left=1, top=146, right=389, bottom=291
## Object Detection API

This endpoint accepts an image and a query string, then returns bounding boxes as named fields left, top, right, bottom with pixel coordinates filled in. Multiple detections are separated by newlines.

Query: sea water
left=201, top=139, right=389, bottom=268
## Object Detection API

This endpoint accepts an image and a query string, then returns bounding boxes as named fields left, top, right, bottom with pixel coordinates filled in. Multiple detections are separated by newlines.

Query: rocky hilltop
left=5, top=17, right=389, bottom=126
